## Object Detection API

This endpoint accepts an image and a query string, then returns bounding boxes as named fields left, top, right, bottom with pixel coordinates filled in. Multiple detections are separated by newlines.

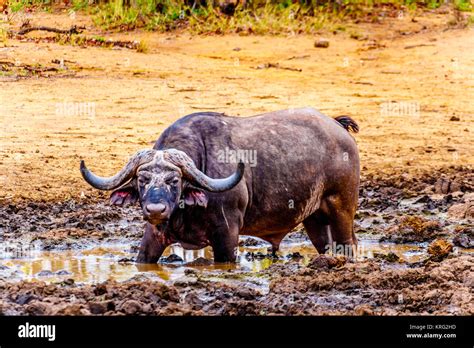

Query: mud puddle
left=0, top=237, right=452, bottom=286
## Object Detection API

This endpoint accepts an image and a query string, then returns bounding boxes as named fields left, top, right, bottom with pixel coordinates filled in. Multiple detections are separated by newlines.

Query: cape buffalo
left=80, top=107, right=360, bottom=263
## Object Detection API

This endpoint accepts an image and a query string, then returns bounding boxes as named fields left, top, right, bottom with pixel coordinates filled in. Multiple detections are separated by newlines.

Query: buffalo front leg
left=210, top=220, right=240, bottom=263
left=136, top=223, right=170, bottom=263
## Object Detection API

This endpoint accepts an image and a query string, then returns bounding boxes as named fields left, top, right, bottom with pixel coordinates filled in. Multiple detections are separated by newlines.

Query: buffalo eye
left=138, top=177, right=148, bottom=187
left=168, top=178, right=180, bottom=187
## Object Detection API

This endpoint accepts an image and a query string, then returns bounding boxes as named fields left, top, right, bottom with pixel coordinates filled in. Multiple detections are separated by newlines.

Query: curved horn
left=80, top=149, right=156, bottom=190
left=164, top=149, right=245, bottom=192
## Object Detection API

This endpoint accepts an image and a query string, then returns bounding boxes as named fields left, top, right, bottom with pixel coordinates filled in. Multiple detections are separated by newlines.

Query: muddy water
left=0, top=238, right=432, bottom=285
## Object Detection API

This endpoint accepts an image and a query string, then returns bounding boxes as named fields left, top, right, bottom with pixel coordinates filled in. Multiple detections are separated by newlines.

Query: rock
left=239, top=237, right=264, bottom=247
left=62, top=278, right=74, bottom=286
left=56, top=304, right=90, bottom=315
left=16, top=294, right=37, bottom=305
left=186, top=257, right=212, bottom=266
left=434, top=177, right=464, bottom=194
left=184, top=293, right=204, bottom=306
left=464, top=193, right=474, bottom=202
left=35, top=270, right=54, bottom=277
left=354, top=304, right=374, bottom=316
left=450, top=116, right=460, bottom=121
left=428, top=239, right=453, bottom=261
left=450, top=180, right=462, bottom=193
left=184, top=268, right=199, bottom=277
left=118, top=257, right=134, bottom=263
left=93, top=284, right=107, bottom=296
left=120, top=300, right=142, bottom=315
left=314, top=38, right=330, bottom=48
left=373, top=252, right=400, bottom=262
left=448, top=203, right=474, bottom=219
left=434, top=178, right=451, bottom=194
left=25, top=301, right=51, bottom=315
left=237, top=288, right=257, bottom=300
left=286, top=252, right=304, bottom=260
left=89, top=301, right=108, bottom=314
left=453, top=234, right=473, bottom=248
left=161, top=254, right=184, bottom=263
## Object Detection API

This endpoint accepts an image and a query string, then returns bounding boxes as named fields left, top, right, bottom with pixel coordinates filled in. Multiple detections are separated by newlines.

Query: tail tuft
left=335, top=115, right=359, bottom=133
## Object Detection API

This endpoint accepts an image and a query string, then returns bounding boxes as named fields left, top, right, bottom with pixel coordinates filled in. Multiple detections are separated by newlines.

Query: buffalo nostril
left=146, top=203, right=167, bottom=214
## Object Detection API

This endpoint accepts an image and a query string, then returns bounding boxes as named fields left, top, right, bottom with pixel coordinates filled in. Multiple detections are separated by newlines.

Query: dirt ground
left=0, top=9, right=473, bottom=315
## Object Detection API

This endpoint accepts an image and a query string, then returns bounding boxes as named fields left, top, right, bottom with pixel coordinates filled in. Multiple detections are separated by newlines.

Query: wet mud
left=0, top=169, right=472, bottom=315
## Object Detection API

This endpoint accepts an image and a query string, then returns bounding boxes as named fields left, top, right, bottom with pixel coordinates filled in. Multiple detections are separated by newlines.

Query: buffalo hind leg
left=325, top=195, right=358, bottom=258
left=303, top=211, right=331, bottom=255
left=136, top=223, right=170, bottom=263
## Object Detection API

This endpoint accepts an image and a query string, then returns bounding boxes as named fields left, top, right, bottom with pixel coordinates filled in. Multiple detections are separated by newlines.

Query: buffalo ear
left=110, top=180, right=139, bottom=206
left=183, top=187, right=208, bottom=207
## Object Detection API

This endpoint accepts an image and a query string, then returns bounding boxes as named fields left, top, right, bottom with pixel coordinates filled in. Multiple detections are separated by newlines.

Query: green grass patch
left=454, top=0, right=473, bottom=11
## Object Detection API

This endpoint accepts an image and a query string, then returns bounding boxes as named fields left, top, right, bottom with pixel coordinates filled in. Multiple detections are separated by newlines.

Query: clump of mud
left=381, top=215, right=444, bottom=243
left=427, top=239, right=453, bottom=261
left=308, top=255, right=347, bottom=270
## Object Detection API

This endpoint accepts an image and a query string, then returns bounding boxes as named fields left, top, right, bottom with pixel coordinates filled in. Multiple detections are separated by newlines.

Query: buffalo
left=80, top=107, right=360, bottom=263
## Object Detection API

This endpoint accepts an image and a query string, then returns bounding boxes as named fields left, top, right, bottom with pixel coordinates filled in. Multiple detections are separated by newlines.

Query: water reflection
left=0, top=238, right=468, bottom=284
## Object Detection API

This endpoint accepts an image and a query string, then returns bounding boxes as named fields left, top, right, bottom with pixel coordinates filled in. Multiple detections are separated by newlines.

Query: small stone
left=314, top=38, right=330, bottom=48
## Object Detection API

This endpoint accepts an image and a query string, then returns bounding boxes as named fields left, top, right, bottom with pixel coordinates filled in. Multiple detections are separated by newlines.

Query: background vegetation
left=3, top=0, right=474, bottom=33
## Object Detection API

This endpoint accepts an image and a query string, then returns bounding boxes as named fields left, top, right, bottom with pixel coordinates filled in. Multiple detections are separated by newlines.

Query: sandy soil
left=0, top=9, right=473, bottom=315
left=1, top=10, right=473, bottom=202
